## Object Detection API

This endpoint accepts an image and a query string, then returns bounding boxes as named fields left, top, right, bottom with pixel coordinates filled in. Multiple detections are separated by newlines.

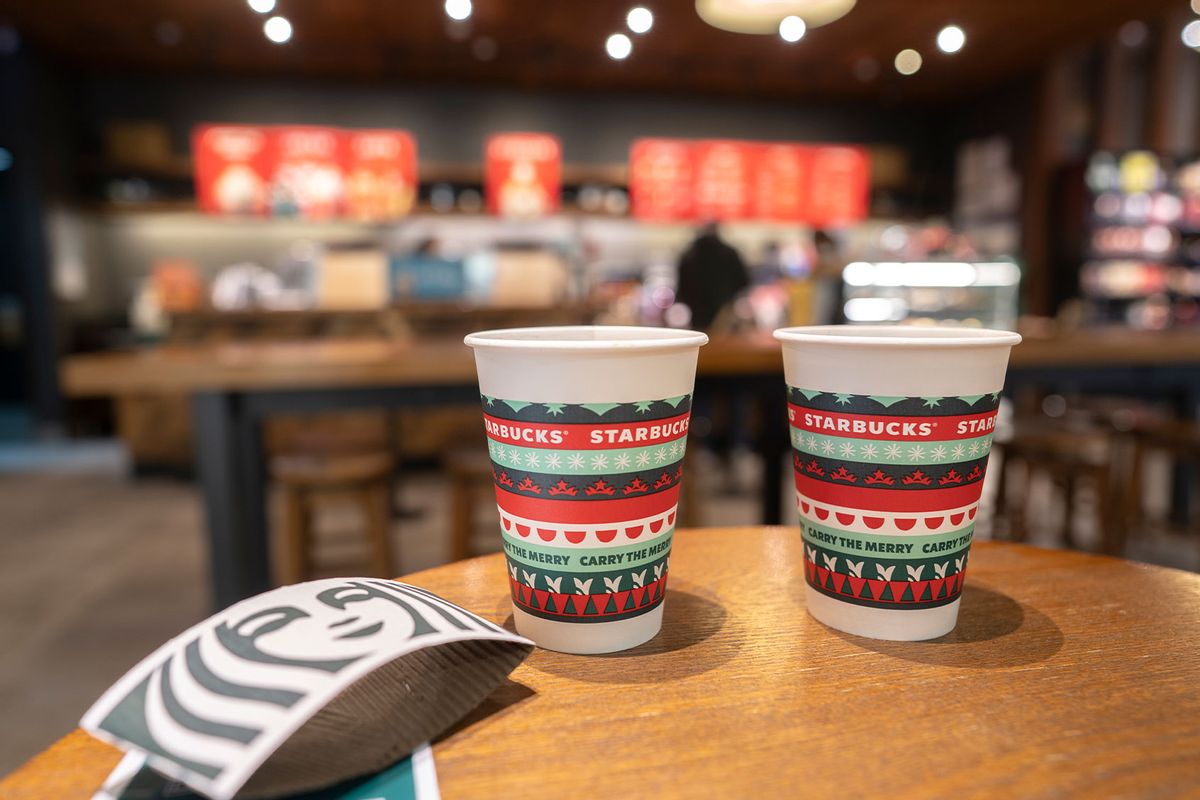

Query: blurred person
left=752, top=240, right=785, bottom=285
left=810, top=228, right=846, bottom=325
left=675, top=222, right=750, bottom=331
left=675, top=224, right=753, bottom=489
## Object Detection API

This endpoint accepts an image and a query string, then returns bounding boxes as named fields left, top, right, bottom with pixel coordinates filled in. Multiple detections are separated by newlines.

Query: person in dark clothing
left=675, top=223, right=750, bottom=331
left=674, top=224, right=751, bottom=481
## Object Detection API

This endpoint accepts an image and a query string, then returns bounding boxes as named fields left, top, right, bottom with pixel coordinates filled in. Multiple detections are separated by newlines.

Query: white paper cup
left=465, top=326, right=708, bottom=654
left=773, top=325, right=1021, bottom=641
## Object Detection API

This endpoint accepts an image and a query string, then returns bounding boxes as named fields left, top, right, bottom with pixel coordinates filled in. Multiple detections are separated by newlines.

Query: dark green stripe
left=787, top=387, right=1001, bottom=416
left=482, top=395, right=692, bottom=423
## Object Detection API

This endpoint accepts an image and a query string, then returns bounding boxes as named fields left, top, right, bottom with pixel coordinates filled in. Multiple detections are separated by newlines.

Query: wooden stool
left=445, top=449, right=493, bottom=562
left=992, top=425, right=1123, bottom=553
left=271, top=450, right=396, bottom=584
left=1126, top=419, right=1200, bottom=537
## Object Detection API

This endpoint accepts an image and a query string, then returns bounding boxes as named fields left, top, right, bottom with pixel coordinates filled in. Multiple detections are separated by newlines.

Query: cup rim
left=465, top=325, right=709, bottom=352
left=773, top=325, right=1021, bottom=348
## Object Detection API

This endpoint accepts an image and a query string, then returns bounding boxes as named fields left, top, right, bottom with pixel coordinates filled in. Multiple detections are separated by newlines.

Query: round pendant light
left=695, top=0, right=856, bottom=34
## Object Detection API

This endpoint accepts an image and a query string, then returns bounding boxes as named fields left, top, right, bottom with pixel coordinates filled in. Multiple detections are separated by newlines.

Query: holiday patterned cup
left=465, top=326, right=707, bottom=654
left=774, top=325, right=1021, bottom=641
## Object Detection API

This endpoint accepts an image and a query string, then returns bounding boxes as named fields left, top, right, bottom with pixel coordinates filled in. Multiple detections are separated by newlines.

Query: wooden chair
left=992, top=423, right=1125, bottom=554
left=1125, top=419, right=1200, bottom=538
left=271, top=450, right=396, bottom=584
left=445, top=448, right=493, bottom=562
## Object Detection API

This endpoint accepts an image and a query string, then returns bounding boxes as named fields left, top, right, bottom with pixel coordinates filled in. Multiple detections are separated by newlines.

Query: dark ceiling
left=1, top=0, right=1185, bottom=101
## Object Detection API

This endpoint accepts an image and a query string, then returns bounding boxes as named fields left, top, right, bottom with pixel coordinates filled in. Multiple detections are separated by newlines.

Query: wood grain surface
left=4, top=532, right=1200, bottom=799
left=60, top=330, right=1200, bottom=396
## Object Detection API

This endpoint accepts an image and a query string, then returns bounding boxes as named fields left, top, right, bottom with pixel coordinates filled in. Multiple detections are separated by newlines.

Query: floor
left=0, top=443, right=1196, bottom=776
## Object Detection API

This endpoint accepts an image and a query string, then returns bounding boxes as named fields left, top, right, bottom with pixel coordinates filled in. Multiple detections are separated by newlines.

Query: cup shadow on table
left=792, top=576, right=1065, bottom=668
left=507, top=583, right=744, bottom=684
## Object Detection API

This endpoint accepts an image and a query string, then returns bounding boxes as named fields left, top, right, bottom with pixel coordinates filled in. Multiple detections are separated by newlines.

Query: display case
left=840, top=260, right=1021, bottom=329
left=1079, top=151, right=1200, bottom=328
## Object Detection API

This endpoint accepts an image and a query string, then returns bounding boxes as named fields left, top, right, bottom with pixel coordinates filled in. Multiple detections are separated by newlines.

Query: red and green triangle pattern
left=509, top=573, right=668, bottom=619
left=805, top=558, right=965, bottom=606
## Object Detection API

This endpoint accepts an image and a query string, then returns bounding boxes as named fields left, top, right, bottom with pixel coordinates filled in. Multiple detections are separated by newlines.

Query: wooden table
left=59, top=330, right=1200, bottom=608
left=5, top=531, right=1200, bottom=798
left=62, top=335, right=790, bottom=608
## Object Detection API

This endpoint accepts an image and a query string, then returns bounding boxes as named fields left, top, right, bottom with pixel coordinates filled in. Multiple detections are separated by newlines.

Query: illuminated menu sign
left=485, top=132, right=562, bottom=218
left=192, top=124, right=418, bottom=220
left=629, top=139, right=694, bottom=221
left=629, top=138, right=870, bottom=224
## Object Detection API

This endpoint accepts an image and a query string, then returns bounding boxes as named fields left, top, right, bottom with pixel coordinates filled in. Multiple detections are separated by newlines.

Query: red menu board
left=270, top=126, right=344, bottom=220
left=193, top=124, right=418, bottom=220
left=485, top=133, right=561, bottom=218
left=805, top=145, right=871, bottom=226
left=692, top=140, right=754, bottom=221
left=193, top=125, right=273, bottom=215
left=628, top=138, right=869, bottom=225
left=344, top=130, right=418, bottom=221
left=629, top=139, right=694, bottom=221
left=753, top=143, right=810, bottom=222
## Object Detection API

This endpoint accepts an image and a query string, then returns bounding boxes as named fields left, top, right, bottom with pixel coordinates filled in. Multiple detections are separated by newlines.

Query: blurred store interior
left=4, top=0, right=1200, bottom=771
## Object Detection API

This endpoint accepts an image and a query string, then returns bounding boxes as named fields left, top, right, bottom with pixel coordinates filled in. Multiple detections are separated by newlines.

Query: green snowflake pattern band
left=790, top=430, right=993, bottom=466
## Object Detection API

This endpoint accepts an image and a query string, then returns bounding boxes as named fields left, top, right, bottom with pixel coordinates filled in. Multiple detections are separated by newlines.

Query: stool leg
left=1013, top=460, right=1033, bottom=543
left=679, top=444, right=702, bottom=527
left=449, top=474, right=473, bottom=562
left=1060, top=469, right=1078, bottom=550
left=991, top=447, right=1009, bottom=537
left=365, top=483, right=394, bottom=578
left=280, top=486, right=311, bottom=585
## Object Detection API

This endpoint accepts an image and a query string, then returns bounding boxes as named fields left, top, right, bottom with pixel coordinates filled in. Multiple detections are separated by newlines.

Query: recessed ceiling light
left=445, top=0, right=472, bottom=22
left=1183, top=20, right=1200, bottom=49
left=853, top=56, right=878, bottom=82
left=472, top=36, right=498, bottom=61
left=779, top=15, right=806, bottom=42
left=263, top=15, right=292, bottom=43
left=606, top=32, right=633, bottom=59
left=1118, top=20, right=1148, bottom=48
left=154, top=20, right=183, bottom=46
left=894, top=48, right=922, bottom=75
left=247, top=0, right=275, bottom=13
left=936, top=24, right=964, bottom=54
left=627, top=6, right=654, bottom=34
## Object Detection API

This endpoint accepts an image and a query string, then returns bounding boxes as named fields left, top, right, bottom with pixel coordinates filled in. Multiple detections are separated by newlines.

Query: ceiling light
left=472, top=37, right=498, bottom=61
left=627, top=6, right=654, bottom=34
left=852, top=56, right=878, bottom=82
left=606, top=32, right=633, bottom=60
left=695, top=0, right=856, bottom=34
left=1118, top=20, right=1148, bottom=48
left=154, top=20, right=183, bottom=46
left=247, top=0, right=275, bottom=13
left=936, top=25, right=964, bottom=54
left=894, top=48, right=922, bottom=75
left=445, top=0, right=472, bottom=22
left=1184, top=20, right=1200, bottom=49
left=263, top=15, right=292, bottom=43
left=779, top=15, right=806, bottom=42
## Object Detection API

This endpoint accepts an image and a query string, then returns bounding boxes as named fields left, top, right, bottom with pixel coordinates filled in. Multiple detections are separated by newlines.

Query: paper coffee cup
left=465, top=326, right=708, bottom=654
left=774, top=325, right=1021, bottom=641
